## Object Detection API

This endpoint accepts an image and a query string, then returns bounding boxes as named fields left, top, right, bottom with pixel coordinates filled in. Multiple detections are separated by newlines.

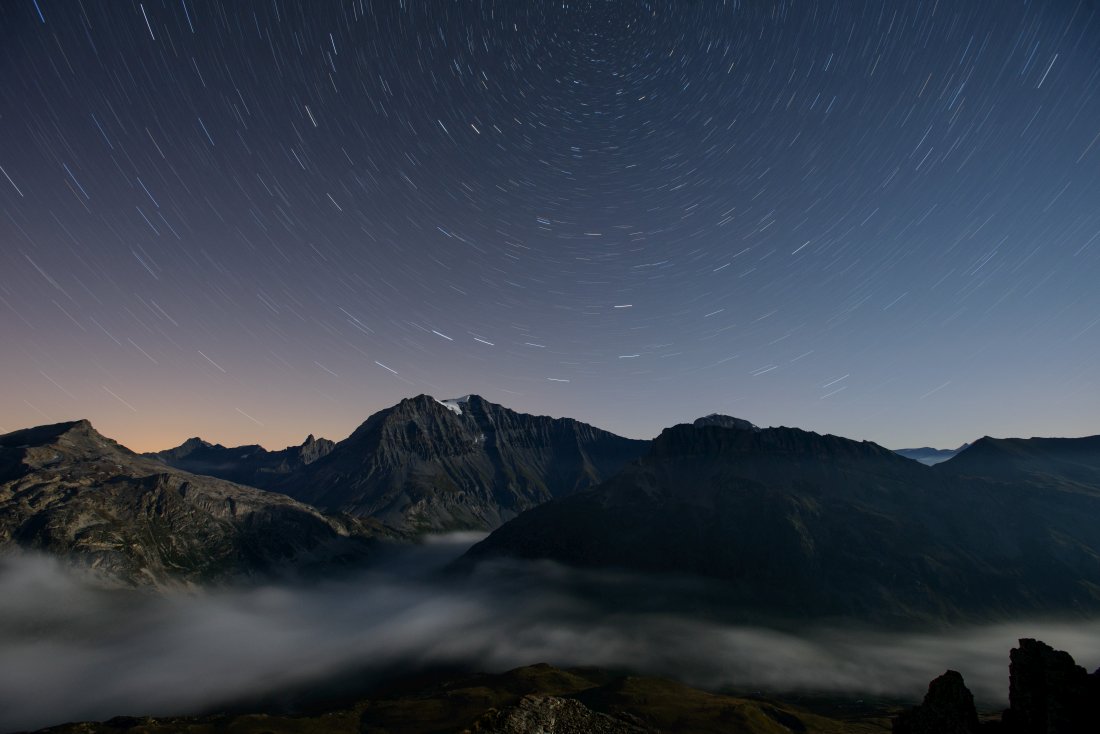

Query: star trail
left=1, top=0, right=1098, bottom=451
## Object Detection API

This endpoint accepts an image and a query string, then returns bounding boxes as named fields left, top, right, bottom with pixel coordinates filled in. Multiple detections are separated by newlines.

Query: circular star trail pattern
left=1, top=0, right=1098, bottom=451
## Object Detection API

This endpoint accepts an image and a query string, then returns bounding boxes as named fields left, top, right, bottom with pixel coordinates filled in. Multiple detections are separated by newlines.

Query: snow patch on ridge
left=437, top=395, right=472, bottom=415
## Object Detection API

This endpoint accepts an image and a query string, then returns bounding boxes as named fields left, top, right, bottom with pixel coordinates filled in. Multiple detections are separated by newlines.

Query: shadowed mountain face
left=894, top=445, right=968, bottom=466
left=0, top=421, right=394, bottom=586
left=465, top=422, right=1100, bottom=623
left=270, top=394, right=649, bottom=532
left=146, top=434, right=335, bottom=489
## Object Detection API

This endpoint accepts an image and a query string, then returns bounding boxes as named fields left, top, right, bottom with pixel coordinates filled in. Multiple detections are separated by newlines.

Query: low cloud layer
left=2, top=538, right=1098, bottom=732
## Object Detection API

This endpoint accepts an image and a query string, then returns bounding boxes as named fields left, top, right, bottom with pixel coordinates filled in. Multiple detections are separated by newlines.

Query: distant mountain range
left=893, top=444, right=969, bottom=465
left=146, top=433, right=335, bottom=490
left=465, top=419, right=1100, bottom=623
left=0, top=420, right=394, bottom=586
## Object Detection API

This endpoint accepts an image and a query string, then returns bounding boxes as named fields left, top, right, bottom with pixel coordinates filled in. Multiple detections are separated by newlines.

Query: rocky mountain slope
left=146, top=434, right=335, bottom=489
left=0, top=420, right=395, bottom=586
left=464, top=419, right=1100, bottom=623
left=269, top=394, right=649, bottom=532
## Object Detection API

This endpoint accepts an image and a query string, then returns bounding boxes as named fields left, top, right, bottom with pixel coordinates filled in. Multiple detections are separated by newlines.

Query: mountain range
left=151, top=394, right=647, bottom=533
left=145, top=433, right=336, bottom=490
left=1, top=395, right=1098, bottom=624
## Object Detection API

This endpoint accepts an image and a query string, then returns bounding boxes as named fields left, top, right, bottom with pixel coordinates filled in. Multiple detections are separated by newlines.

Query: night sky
left=1, top=1, right=1098, bottom=453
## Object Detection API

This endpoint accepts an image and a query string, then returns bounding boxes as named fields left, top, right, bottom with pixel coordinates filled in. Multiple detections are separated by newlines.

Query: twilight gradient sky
left=1, top=0, right=1098, bottom=453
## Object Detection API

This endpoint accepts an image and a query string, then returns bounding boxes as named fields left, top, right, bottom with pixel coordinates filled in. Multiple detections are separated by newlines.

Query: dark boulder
left=893, top=670, right=980, bottom=734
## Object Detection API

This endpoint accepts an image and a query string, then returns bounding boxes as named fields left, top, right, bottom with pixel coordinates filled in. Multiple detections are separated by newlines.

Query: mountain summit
left=692, top=414, right=759, bottom=431
left=271, top=394, right=649, bottom=532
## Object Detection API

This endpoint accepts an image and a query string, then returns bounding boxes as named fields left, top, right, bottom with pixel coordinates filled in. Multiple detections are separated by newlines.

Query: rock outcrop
left=1001, top=638, right=1100, bottom=734
left=896, top=639, right=1100, bottom=733
left=471, top=695, right=649, bottom=734
left=892, top=670, right=980, bottom=734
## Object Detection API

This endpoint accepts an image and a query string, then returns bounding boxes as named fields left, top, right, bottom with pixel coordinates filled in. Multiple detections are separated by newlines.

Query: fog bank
left=2, top=538, right=1098, bottom=732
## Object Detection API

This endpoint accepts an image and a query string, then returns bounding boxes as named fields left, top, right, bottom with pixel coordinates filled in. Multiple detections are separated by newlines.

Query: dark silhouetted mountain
left=892, top=670, right=979, bottom=734
left=146, top=433, right=335, bottom=489
left=0, top=420, right=396, bottom=586
left=894, top=444, right=968, bottom=466
left=936, top=435, right=1100, bottom=491
left=465, top=422, right=1100, bottom=622
left=271, top=394, right=649, bottom=532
